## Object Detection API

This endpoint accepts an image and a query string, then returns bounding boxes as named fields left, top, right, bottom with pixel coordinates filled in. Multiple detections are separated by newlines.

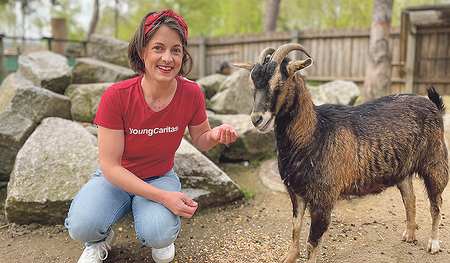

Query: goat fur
left=235, top=43, right=449, bottom=263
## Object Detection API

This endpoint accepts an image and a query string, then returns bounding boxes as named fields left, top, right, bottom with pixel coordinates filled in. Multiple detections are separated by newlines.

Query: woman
left=65, top=9, right=238, bottom=263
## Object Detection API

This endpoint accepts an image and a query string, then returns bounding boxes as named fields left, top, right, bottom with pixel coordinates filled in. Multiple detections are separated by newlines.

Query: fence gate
left=400, top=5, right=450, bottom=95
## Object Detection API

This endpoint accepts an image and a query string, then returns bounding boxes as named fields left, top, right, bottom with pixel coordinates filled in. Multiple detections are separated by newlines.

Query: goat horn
left=258, top=47, right=276, bottom=64
left=271, top=43, right=311, bottom=64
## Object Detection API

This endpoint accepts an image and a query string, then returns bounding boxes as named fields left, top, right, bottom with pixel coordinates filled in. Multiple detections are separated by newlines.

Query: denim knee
left=65, top=215, right=111, bottom=243
left=135, top=216, right=180, bottom=248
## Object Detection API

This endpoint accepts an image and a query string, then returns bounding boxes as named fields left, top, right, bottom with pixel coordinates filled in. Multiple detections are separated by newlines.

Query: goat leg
left=306, top=207, right=331, bottom=262
left=397, top=176, right=418, bottom=243
left=281, top=192, right=306, bottom=263
left=423, top=155, right=448, bottom=254
left=427, top=194, right=443, bottom=254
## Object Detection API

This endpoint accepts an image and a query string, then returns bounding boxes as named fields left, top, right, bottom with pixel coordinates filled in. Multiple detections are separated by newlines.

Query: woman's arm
left=97, top=126, right=197, bottom=218
left=188, top=120, right=238, bottom=151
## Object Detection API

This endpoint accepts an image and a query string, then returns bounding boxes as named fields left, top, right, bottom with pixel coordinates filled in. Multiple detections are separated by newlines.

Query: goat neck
left=276, top=72, right=317, bottom=147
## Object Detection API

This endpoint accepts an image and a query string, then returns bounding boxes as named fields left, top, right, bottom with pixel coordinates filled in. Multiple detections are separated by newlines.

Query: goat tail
left=427, top=86, right=446, bottom=116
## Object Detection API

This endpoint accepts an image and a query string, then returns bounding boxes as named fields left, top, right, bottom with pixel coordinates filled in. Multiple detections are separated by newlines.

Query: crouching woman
left=65, top=9, right=238, bottom=263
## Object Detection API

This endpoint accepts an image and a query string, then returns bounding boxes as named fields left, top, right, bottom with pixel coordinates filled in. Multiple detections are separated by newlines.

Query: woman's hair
left=128, top=11, right=192, bottom=77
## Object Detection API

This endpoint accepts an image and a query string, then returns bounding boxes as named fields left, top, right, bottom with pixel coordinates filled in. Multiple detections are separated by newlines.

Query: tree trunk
left=361, top=0, right=393, bottom=103
left=86, top=0, right=99, bottom=41
left=263, top=0, right=281, bottom=32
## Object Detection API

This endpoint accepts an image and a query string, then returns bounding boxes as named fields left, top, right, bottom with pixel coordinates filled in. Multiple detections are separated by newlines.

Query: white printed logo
left=129, top=126, right=179, bottom=136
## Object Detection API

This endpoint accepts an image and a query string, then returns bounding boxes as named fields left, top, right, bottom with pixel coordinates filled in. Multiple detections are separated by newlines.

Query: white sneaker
left=152, top=243, right=175, bottom=263
left=77, top=230, right=116, bottom=263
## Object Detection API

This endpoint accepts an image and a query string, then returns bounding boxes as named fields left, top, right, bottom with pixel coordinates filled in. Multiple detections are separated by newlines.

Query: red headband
left=144, top=9, right=188, bottom=40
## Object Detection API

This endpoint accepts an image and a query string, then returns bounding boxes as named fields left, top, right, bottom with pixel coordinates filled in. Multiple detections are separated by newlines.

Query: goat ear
left=233, top=62, right=255, bottom=71
left=289, top=58, right=313, bottom=74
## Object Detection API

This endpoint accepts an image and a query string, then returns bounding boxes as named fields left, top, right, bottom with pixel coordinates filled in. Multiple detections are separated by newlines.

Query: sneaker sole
left=152, top=254, right=174, bottom=263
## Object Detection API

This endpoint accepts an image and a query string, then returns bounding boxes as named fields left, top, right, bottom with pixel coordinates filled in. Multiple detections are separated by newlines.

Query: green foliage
left=215, top=0, right=264, bottom=35
left=278, top=0, right=450, bottom=31
left=50, top=0, right=84, bottom=40
left=0, top=1, right=17, bottom=35
left=241, top=186, right=257, bottom=200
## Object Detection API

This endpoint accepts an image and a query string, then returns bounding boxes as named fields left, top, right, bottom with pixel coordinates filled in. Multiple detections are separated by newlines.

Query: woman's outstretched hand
left=211, top=124, right=238, bottom=145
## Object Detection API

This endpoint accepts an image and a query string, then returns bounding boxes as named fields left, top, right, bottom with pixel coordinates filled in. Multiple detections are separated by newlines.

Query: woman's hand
left=210, top=124, right=238, bottom=145
left=162, top=191, right=198, bottom=218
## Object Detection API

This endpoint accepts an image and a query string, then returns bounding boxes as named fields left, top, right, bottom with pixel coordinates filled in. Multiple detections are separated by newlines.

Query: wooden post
left=0, top=34, right=7, bottom=81
left=199, top=34, right=206, bottom=78
left=51, top=18, right=67, bottom=55
left=405, top=25, right=416, bottom=94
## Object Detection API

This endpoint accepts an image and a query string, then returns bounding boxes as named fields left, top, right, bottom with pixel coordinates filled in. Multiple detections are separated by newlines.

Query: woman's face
left=143, top=25, right=183, bottom=84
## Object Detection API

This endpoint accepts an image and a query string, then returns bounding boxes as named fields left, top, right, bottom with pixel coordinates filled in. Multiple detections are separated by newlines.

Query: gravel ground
left=1, top=162, right=450, bottom=263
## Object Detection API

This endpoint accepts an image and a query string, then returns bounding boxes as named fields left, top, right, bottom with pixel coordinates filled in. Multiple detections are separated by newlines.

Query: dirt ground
left=0, top=161, right=449, bottom=263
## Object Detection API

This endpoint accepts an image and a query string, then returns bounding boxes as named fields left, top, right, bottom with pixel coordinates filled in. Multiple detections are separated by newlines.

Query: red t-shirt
left=94, top=75, right=207, bottom=179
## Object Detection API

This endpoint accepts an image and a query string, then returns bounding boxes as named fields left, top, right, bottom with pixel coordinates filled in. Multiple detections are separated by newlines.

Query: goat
left=234, top=43, right=449, bottom=262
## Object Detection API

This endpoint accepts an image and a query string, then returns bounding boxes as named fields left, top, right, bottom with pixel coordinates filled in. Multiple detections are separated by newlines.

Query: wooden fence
left=187, top=26, right=405, bottom=94
left=399, top=5, right=450, bottom=95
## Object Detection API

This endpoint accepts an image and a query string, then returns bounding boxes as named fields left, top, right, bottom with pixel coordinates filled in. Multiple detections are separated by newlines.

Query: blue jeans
left=64, top=168, right=181, bottom=249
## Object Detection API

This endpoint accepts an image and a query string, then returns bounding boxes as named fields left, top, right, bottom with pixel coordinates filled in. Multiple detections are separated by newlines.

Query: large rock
left=209, top=69, right=253, bottom=114
left=0, top=74, right=71, bottom=182
left=307, top=80, right=360, bottom=106
left=88, top=34, right=130, bottom=68
left=72, top=57, right=137, bottom=84
left=214, top=114, right=276, bottom=162
left=17, top=51, right=73, bottom=94
left=175, top=138, right=244, bottom=209
left=65, top=82, right=113, bottom=122
left=5, top=118, right=99, bottom=225
left=196, top=74, right=227, bottom=99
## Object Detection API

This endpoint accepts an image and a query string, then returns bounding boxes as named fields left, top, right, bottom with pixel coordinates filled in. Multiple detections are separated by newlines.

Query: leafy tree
left=277, top=0, right=450, bottom=31
left=49, top=0, right=84, bottom=40
left=215, top=0, right=264, bottom=35
left=0, top=1, right=18, bottom=35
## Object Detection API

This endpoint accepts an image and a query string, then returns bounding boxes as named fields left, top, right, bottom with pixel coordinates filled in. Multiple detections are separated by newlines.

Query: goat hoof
left=280, top=247, right=300, bottom=263
left=280, top=253, right=298, bottom=263
left=402, top=229, right=416, bottom=243
left=427, top=239, right=440, bottom=254
left=306, top=243, right=318, bottom=262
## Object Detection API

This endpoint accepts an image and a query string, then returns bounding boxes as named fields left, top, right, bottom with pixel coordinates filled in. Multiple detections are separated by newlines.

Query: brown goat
left=235, top=43, right=449, bottom=262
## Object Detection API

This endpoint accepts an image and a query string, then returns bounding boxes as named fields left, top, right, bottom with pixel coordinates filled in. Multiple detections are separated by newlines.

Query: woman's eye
left=172, top=48, right=181, bottom=53
left=154, top=46, right=163, bottom=51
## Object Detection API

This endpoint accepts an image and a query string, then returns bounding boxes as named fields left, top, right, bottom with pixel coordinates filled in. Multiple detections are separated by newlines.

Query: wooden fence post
left=404, top=25, right=416, bottom=94
left=0, top=34, right=7, bottom=80
left=199, top=34, right=206, bottom=78
left=51, top=18, right=68, bottom=55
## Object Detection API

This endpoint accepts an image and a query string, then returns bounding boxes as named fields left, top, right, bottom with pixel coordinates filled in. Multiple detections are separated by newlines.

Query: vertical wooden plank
left=436, top=33, right=449, bottom=78
left=324, top=37, right=332, bottom=78
left=1, top=35, right=8, bottom=80
left=390, top=36, right=401, bottom=80
left=360, top=37, right=369, bottom=79
left=427, top=33, right=438, bottom=78
left=316, top=38, right=325, bottom=77
left=418, top=34, right=431, bottom=79
left=343, top=37, right=352, bottom=78
left=330, top=37, right=338, bottom=79
left=350, top=37, right=359, bottom=78
left=406, top=26, right=417, bottom=94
